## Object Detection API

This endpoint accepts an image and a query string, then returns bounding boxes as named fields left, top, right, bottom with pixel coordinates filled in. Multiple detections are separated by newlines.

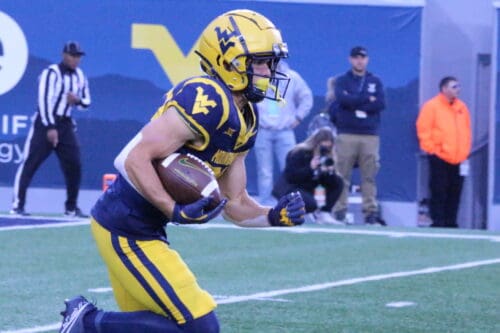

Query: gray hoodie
left=257, top=62, right=313, bottom=130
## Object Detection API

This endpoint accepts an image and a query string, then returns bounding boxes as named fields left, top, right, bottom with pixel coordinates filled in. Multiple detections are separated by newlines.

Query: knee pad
left=181, top=311, right=219, bottom=333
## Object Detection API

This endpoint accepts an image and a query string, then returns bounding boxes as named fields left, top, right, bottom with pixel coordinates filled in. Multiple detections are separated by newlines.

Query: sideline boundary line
left=191, top=223, right=500, bottom=242
left=3, top=257, right=500, bottom=333
left=1, top=219, right=500, bottom=242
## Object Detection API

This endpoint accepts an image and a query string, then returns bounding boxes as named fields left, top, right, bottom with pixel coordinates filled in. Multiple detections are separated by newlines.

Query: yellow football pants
left=90, top=219, right=216, bottom=324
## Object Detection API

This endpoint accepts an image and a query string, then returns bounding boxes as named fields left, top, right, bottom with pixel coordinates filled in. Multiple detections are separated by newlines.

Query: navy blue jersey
left=92, top=76, right=258, bottom=239
left=154, top=76, right=258, bottom=177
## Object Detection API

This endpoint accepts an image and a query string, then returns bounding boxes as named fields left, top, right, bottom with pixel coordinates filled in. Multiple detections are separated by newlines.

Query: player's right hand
left=46, top=128, right=58, bottom=147
left=66, top=92, right=81, bottom=105
left=268, top=192, right=305, bottom=227
left=172, top=197, right=227, bottom=224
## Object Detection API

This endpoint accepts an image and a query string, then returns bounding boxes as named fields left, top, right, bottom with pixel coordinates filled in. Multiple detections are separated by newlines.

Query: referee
left=11, top=41, right=91, bottom=217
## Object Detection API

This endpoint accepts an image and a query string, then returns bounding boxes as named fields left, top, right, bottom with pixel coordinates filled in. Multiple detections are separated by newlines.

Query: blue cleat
left=59, top=296, right=96, bottom=333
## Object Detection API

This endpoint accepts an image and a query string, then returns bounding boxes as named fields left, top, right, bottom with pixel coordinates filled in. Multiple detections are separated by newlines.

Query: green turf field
left=0, top=219, right=499, bottom=332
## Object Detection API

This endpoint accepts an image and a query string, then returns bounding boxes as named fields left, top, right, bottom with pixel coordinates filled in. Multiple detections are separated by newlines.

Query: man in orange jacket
left=416, top=76, right=471, bottom=228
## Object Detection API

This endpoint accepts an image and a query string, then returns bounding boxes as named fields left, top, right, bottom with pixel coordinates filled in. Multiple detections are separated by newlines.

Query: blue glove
left=268, top=192, right=305, bottom=227
left=172, top=197, right=227, bottom=224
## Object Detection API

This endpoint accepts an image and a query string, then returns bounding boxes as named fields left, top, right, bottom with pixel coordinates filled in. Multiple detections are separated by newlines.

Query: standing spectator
left=332, top=46, right=386, bottom=225
left=416, top=76, right=471, bottom=228
left=272, top=127, right=344, bottom=224
left=254, top=61, right=313, bottom=205
left=11, top=41, right=91, bottom=217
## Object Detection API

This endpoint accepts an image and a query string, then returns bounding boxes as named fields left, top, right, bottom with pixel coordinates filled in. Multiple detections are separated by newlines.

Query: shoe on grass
left=59, top=295, right=96, bottom=333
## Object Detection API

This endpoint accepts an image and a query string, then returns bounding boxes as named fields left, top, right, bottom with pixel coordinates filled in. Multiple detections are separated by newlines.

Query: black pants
left=428, top=155, right=464, bottom=228
left=12, top=115, right=82, bottom=211
left=282, top=173, right=344, bottom=214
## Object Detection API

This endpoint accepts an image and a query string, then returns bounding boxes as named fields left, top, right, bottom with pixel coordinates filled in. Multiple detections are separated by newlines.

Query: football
left=154, top=153, right=222, bottom=206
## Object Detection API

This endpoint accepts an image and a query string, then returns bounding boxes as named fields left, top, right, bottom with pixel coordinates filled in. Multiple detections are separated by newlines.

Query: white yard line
left=88, top=287, right=113, bottom=293
left=3, top=257, right=500, bottom=333
left=0, top=220, right=89, bottom=231
left=385, top=301, right=416, bottom=308
left=213, top=295, right=291, bottom=303
left=1, top=324, right=61, bottom=333
left=217, top=258, right=500, bottom=304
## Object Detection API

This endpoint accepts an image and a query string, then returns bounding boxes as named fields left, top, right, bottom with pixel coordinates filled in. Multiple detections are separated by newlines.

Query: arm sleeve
left=293, top=74, right=313, bottom=121
left=38, top=68, right=57, bottom=128
left=284, top=150, right=314, bottom=184
left=416, top=102, right=437, bottom=154
left=335, top=76, right=368, bottom=109
left=463, top=104, right=472, bottom=156
left=79, top=75, right=91, bottom=108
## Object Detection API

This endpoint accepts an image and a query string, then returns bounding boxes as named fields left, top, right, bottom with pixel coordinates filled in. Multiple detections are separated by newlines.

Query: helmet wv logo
left=215, top=27, right=238, bottom=55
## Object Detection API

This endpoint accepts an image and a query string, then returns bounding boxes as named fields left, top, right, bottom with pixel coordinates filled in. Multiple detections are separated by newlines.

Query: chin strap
left=243, top=73, right=266, bottom=103
left=244, top=81, right=285, bottom=104
left=244, top=87, right=265, bottom=103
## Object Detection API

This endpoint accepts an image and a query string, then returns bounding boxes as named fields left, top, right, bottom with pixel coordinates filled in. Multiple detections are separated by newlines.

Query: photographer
left=272, top=127, right=344, bottom=224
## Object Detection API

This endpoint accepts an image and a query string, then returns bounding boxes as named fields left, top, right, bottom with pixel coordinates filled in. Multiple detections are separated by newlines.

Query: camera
left=314, top=145, right=334, bottom=180
left=319, top=145, right=334, bottom=168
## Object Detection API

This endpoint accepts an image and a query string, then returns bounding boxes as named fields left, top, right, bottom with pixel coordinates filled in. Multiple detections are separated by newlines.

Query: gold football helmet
left=196, top=9, right=289, bottom=102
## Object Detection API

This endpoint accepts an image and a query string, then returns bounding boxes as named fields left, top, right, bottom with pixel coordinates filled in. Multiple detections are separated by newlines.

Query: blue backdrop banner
left=0, top=0, right=422, bottom=201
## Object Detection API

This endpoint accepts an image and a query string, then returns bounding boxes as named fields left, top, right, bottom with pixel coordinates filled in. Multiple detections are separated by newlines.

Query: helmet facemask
left=237, top=49, right=290, bottom=103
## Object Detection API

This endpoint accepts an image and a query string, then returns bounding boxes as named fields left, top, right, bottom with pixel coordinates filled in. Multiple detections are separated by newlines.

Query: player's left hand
left=172, top=197, right=227, bottom=224
left=268, top=192, right=305, bottom=227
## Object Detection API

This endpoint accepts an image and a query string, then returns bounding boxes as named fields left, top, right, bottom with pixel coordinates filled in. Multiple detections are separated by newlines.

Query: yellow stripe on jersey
left=234, top=103, right=257, bottom=150
left=211, top=149, right=240, bottom=167
left=166, top=100, right=210, bottom=151
left=151, top=90, right=174, bottom=120
left=91, top=219, right=216, bottom=324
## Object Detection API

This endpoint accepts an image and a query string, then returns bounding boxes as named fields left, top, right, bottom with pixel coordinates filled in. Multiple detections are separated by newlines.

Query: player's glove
left=268, top=191, right=305, bottom=227
left=172, top=197, right=227, bottom=224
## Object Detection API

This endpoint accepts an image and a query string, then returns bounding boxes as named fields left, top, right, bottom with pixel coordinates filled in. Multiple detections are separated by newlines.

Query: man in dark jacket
left=332, top=46, right=385, bottom=225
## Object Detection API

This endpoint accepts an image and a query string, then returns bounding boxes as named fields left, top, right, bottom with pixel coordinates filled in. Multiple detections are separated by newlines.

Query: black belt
left=55, top=115, right=72, bottom=121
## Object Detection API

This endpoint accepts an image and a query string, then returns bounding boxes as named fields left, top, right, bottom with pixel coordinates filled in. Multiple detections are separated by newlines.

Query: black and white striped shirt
left=37, top=63, right=91, bottom=127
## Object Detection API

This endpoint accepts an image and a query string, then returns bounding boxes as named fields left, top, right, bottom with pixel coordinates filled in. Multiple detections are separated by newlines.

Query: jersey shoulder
left=156, top=76, right=232, bottom=136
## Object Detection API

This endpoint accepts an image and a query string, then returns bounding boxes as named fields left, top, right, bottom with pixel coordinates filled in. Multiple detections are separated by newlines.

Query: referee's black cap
left=63, top=41, right=85, bottom=56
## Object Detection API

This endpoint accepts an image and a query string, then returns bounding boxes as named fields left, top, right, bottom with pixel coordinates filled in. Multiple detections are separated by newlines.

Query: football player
left=59, top=9, right=305, bottom=333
